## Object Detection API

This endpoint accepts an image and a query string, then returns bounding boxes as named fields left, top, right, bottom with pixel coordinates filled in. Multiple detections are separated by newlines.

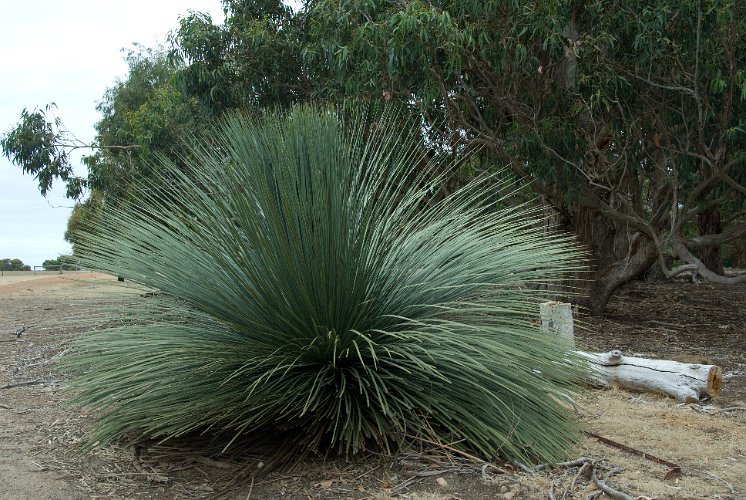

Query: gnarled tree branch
left=687, top=221, right=746, bottom=249
left=670, top=238, right=746, bottom=284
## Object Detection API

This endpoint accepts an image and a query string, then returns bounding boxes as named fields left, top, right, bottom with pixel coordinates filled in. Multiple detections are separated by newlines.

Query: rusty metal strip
left=585, top=431, right=682, bottom=479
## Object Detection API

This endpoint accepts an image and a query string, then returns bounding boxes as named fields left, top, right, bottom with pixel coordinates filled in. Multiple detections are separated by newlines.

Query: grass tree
left=65, top=106, right=586, bottom=464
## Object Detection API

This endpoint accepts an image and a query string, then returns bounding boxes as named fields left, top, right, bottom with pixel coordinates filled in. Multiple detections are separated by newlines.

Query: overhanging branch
left=687, top=222, right=746, bottom=249
left=719, top=169, right=746, bottom=197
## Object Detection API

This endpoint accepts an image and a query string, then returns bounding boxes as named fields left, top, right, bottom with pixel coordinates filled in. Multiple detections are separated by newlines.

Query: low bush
left=66, top=107, right=585, bottom=464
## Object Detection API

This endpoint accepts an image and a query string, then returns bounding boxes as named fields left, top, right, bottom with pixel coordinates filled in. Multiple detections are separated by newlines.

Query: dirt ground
left=1, top=272, right=744, bottom=499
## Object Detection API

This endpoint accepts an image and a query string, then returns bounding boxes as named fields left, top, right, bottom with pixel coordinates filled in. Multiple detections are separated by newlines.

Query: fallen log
left=578, top=349, right=722, bottom=403
left=540, top=302, right=723, bottom=403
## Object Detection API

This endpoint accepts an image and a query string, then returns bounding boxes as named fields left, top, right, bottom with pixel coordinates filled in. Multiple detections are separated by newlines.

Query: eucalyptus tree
left=2, top=47, right=208, bottom=253
left=89, top=46, right=208, bottom=198
left=0, top=258, right=31, bottom=271
left=5, top=0, right=744, bottom=315
left=170, top=0, right=311, bottom=115
left=304, top=0, right=746, bottom=314
left=1, top=103, right=89, bottom=200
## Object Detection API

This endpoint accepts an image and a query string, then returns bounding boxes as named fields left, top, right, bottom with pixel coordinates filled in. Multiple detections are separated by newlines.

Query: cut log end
left=579, top=351, right=723, bottom=402
left=707, top=365, right=723, bottom=398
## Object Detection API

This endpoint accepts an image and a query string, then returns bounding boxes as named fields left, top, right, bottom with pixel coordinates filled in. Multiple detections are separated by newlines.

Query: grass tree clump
left=66, top=107, right=586, bottom=464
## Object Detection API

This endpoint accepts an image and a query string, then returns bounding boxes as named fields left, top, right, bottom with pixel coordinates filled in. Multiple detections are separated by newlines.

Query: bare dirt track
left=0, top=272, right=744, bottom=499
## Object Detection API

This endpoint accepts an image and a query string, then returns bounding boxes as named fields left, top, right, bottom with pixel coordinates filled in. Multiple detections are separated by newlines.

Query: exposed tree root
left=530, top=456, right=640, bottom=500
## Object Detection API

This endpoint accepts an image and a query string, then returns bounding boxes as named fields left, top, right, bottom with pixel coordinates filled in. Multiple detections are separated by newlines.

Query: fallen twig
left=246, top=474, right=254, bottom=500
left=591, top=466, right=634, bottom=500
left=0, top=378, right=63, bottom=390
left=533, top=456, right=641, bottom=500
left=692, top=468, right=736, bottom=495
left=12, top=325, right=28, bottom=337
left=512, top=460, right=535, bottom=475
left=406, top=434, right=483, bottom=463
left=29, top=460, right=48, bottom=471
left=104, top=472, right=170, bottom=483
left=349, top=463, right=382, bottom=483
left=392, top=465, right=467, bottom=492
left=536, top=456, right=595, bottom=499
left=707, top=406, right=746, bottom=413
left=26, top=349, right=69, bottom=368
left=414, top=468, right=461, bottom=477
left=191, top=455, right=235, bottom=470
left=0, top=403, right=12, bottom=409
left=480, top=463, right=511, bottom=480
left=392, top=456, right=472, bottom=493
left=571, top=460, right=594, bottom=494
left=392, top=475, right=420, bottom=492
left=645, top=320, right=710, bottom=328
left=534, top=456, right=592, bottom=472
left=549, top=480, right=558, bottom=500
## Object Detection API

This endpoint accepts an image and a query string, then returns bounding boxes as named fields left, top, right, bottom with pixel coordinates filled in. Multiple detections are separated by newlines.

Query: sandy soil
left=0, top=270, right=60, bottom=285
left=0, top=273, right=744, bottom=499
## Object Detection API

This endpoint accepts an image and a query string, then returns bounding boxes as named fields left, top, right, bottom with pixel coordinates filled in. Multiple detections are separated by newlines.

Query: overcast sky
left=0, top=1, right=226, bottom=267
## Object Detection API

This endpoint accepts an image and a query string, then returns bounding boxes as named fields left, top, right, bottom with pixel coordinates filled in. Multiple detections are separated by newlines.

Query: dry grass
left=1, top=273, right=744, bottom=499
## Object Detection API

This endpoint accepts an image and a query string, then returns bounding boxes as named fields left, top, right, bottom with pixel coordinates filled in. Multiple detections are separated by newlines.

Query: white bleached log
left=577, top=349, right=722, bottom=403
left=540, top=302, right=723, bottom=403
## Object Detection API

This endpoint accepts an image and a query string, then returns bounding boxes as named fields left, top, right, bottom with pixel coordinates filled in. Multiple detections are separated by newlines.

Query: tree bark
left=646, top=255, right=673, bottom=281
left=697, top=205, right=724, bottom=274
left=574, top=202, right=629, bottom=271
left=586, top=234, right=658, bottom=316
left=727, top=241, right=746, bottom=268
left=542, top=199, right=643, bottom=315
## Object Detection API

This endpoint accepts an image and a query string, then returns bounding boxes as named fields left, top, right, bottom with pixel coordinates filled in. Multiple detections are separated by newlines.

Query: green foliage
left=61, top=47, right=210, bottom=253
left=64, top=190, right=105, bottom=255
left=305, top=0, right=745, bottom=195
left=1, top=104, right=87, bottom=199
left=0, top=258, right=31, bottom=271
left=303, top=0, right=745, bottom=310
left=65, top=107, right=585, bottom=463
left=171, top=0, right=309, bottom=115
left=86, top=46, right=209, bottom=200
left=304, top=0, right=586, bottom=193
left=42, top=254, right=76, bottom=270
left=2, top=47, right=207, bottom=207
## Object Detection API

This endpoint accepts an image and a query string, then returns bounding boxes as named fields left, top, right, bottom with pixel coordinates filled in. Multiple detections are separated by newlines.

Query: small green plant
left=66, top=107, right=585, bottom=464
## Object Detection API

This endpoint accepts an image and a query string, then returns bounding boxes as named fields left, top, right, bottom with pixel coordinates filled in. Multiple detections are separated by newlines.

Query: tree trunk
left=571, top=201, right=648, bottom=316
left=573, top=204, right=629, bottom=271
left=586, top=234, right=658, bottom=316
left=697, top=205, right=724, bottom=274
left=646, top=254, right=673, bottom=281
left=542, top=199, right=656, bottom=316
left=726, top=241, right=746, bottom=268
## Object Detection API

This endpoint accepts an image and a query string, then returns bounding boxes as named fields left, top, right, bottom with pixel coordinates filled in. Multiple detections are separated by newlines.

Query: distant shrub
left=42, top=254, right=76, bottom=270
left=1, top=258, right=31, bottom=271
